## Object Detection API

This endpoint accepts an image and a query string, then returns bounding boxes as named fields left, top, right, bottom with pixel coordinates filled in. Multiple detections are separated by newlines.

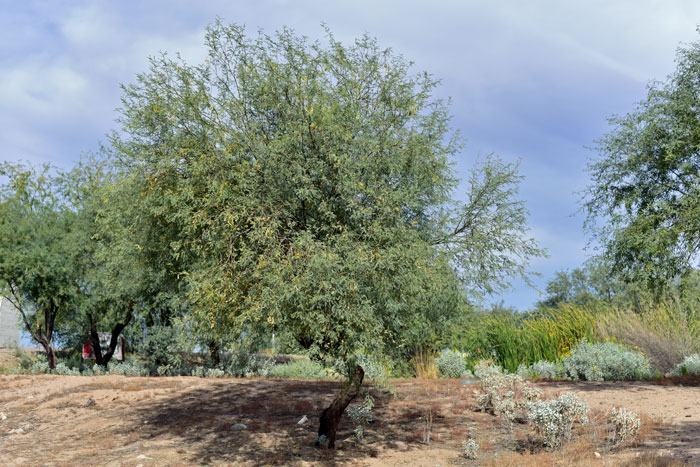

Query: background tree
left=110, top=21, right=545, bottom=447
left=0, top=163, right=85, bottom=368
left=585, top=34, right=700, bottom=293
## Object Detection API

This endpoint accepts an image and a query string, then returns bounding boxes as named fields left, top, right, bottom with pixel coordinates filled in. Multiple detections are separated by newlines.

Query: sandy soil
left=0, top=374, right=698, bottom=466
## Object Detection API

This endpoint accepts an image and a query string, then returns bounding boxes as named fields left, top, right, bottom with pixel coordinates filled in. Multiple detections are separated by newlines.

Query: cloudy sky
left=3, top=1, right=700, bottom=310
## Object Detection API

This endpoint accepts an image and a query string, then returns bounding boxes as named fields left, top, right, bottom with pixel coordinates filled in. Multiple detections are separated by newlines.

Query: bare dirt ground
left=2, top=372, right=700, bottom=466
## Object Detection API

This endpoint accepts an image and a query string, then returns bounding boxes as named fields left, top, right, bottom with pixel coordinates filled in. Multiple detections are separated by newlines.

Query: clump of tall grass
left=475, top=305, right=599, bottom=372
left=598, top=301, right=700, bottom=373
left=413, top=348, right=438, bottom=379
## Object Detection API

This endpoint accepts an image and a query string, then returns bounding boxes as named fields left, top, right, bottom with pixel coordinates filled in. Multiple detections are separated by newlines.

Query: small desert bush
left=347, top=394, right=374, bottom=441
left=562, top=340, right=651, bottom=381
left=108, top=359, right=149, bottom=376
left=474, top=361, right=540, bottom=430
left=28, top=360, right=50, bottom=374
left=462, top=438, right=479, bottom=459
left=528, top=392, right=589, bottom=449
left=670, top=353, right=700, bottom=376
left=222, top=353, right=275, bottom=377
left=609, top=407, right=641, bottom=447
left=517, top=360, right=564, bottom=380
left=53, top=362, right=81, bottom=376
left=436, top=348, right=470, bottom=378
left=269, top=358, right=328, bottom=379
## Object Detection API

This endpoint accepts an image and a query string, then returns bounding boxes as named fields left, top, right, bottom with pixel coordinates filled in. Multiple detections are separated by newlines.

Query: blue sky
left=3, top=1, right=700, bottom=311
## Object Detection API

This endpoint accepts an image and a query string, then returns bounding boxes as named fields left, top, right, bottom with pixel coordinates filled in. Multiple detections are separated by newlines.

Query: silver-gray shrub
left=670, top=353, right=700, bottom=376
left=347, top=394, right=374, bottom=440
left=609, top=407, right=641, bottom=447
left=474, top=361, right=540, bottom=430
left=108, top=360, right=149, bottom=376
left=528, top=392, right=589, bottom=449
left=518, top=360, right=563, bottom=380
left=436, top=349, right=469, bottom=378
left=28, top=360, right=50, bottom=374
left=562, top=340, right=651, bottom=381
left=205, top=368, right=225, bottom=378
left=53, top=363, right=81, bottom=376
left=462, top=438, right=479, bottom=459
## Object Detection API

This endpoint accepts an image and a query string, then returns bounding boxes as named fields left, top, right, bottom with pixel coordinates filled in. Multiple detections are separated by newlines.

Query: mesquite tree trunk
left=89, top=303, right=133, bottom=367
left=317, top=364, right=364, bottom=449
left=9, top=287, right=58, bottom=369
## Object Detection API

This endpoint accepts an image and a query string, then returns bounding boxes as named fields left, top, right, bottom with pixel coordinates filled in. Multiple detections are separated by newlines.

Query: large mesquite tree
left=111, top=21, right=544, bottom=447
left=585, top=35, right=700, bottom=293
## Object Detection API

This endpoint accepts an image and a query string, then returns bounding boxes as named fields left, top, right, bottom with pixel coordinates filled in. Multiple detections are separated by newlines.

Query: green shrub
left=436, top=349, right=469, bottom=378
left=670, top=353, right=700, bottom=376
left=53, top=363, right=81, bottom=376
left=562, top=340, right=651, bottom=381
left=108, top=359, right=149, bottom=376
left=222, top=353, right=275, bottom=377
left=269, top=358, right=328, bottom=379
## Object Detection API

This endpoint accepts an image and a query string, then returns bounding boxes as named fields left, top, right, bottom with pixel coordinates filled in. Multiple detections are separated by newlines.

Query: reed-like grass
left=598, top=301, right=700, bottom=372
left=455, top=299, right=700, bottom=374
left=413, top=347, right=439, bottom=379
left=483, top=305, right=600, bottom=372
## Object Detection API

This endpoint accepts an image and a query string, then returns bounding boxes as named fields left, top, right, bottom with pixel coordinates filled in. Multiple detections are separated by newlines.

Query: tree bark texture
left=317, top=364, right=364, bottom=449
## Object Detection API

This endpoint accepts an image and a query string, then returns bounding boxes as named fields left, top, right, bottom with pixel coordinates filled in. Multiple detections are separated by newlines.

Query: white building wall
left=0, top=297, right=21, bottom=347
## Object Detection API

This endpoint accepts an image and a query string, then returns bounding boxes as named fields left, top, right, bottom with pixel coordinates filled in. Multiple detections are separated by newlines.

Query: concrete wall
left=0, top=297, right=21, bottom=347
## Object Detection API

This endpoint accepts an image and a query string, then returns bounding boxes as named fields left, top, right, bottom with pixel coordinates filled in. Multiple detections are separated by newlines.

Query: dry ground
left=1, top=372, right=700, bottom=466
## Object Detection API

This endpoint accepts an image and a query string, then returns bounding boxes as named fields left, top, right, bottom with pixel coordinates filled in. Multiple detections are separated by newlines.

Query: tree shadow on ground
left=125, top=378, right=451, bottom=466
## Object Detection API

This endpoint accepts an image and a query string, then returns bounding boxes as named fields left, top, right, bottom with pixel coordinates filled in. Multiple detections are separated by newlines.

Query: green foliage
left=562, top=340, right=651, bottom=381
left=269, top=358, right=329, bottom=379
left=0, top=163, right=88, bottom=366
left=454, top=305, right=598, bottom=372
left=671, top=353, right=700, bottom=376
left=585, top=34, right=700, bottom=292
left=108, top=358, right=150, bottom=376
left=435, top=348, right=469, bottom=378
left=109, top=20, right=545, bottom=376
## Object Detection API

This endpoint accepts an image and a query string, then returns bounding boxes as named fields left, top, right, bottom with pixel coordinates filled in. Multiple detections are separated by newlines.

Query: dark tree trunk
left=7, top=286, right=58, bottom=370
left=45, top=344, right=56, bottom=369
left=208, top=340, right=221, bottom=366
left=317, top=364, right=364, bottom=449
left=89, top=304, right=133, bottom=367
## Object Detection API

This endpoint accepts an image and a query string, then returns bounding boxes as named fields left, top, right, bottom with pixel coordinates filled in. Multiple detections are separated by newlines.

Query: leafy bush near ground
left=269, top=358, right=329, bottom=379
left=436, top=348, right=470, bottom=378
left=528, top=392, right=589, bottom=449
left=609, top=407, right=641, bottom=447
left=517, top=360, right=564, bottom=380
left=670, top=353, right=700, bottom=376
left=562, top=340, right=651, bottom=381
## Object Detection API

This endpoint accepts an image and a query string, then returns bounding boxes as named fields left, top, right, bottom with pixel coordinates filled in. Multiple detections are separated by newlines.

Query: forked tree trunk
left=317, top=364, right=364, bottom=449
left=89, top=304, right=133, bottom=367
